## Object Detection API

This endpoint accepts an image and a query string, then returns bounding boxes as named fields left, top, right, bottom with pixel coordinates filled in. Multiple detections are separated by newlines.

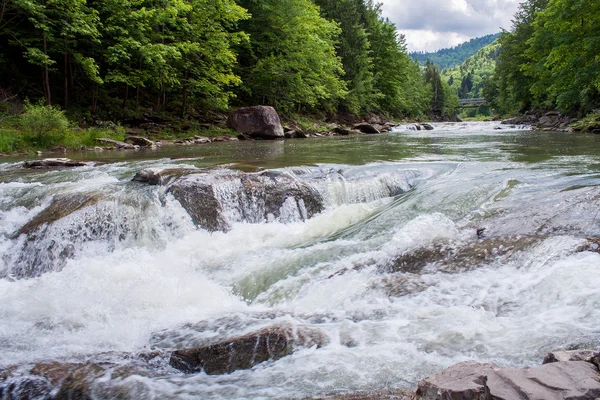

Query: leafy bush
left=19, top=103, right=69, bottom=140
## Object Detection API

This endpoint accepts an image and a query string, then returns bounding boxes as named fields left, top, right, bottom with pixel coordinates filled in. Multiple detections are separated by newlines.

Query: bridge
left=457, top=98, right=489, bottom=109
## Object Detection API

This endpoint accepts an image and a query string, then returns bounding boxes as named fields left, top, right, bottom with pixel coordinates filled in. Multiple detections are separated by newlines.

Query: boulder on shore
left=24, top=158, right=91, bottom=169
left=226, top=106, right=285, bottom=139
left=124, top=135, right=156, bottom=147
left=415, top=358, right=600, bottom=400
left=354, top=123, right=380, bottom=134
left=169, top=323, right=329, bottom=375
left=96, top=138, right=139, bottom=150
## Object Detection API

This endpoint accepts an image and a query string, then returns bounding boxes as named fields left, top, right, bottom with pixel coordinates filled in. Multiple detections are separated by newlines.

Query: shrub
left=19, top=103, right=69, bottom=139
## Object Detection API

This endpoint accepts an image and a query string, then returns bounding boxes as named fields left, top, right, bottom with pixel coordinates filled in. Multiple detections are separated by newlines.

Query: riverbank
left=0, top=106, right=404, bottom=156
left=500, top=110, right=600, bottom=133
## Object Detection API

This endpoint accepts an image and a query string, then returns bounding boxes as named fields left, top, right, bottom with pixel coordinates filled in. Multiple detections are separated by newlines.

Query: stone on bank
left=226, top=106, right=285, bottom=139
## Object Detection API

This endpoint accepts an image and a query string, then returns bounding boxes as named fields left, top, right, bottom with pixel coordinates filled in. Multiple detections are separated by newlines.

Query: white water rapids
left=0, top=122, right=599, bottom=399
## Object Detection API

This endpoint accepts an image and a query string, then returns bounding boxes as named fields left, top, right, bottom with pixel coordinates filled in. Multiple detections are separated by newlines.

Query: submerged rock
left=132, top=168, right=189, bottom=186
left=24, top=158, right=91, bottom=169
left=415, top=359, right=600, bottom=400
left=227, top=106, right=285, bottom=139
left=0, top=353, right=166, bottom=400
left=313, top=389, right=413, bottom=399
left=169, top=323, right=329, bottom=375
left=420, top=123, right=434, bottom=131
left=167, top=171, right=324, bottom=232
left=16, top=193, right=102, bottom=237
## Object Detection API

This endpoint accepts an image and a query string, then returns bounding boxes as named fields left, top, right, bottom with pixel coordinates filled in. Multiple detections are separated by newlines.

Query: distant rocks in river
left=170, top=323, right=329, bottom=375
left=415, top=351, right=600, bottom=400
left=124, top=135, right=156, bottom=147
left=227, top=105, right=285, bottom=139
left=24, top=158, right=92, bottom=169
left=96, top=138, right=140, bottom=150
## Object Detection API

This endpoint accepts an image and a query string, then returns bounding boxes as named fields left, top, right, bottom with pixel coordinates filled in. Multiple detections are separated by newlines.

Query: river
left=1, top=121, right=599, bottom=399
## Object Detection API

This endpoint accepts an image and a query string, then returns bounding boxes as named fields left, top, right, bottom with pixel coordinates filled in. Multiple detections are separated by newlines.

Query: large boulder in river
left=227, top=106, right=285, bottom=139
left=167, top=171, right=324, bottom=232
left=169, top=323, right=329, bottom=375
left=414, top=359, right=600, bottom=400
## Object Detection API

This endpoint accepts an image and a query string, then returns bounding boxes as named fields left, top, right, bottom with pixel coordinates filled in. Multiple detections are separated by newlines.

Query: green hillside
left=410, top=33, right=500, bottom=70
left=442, top=41, right=501, bottom=100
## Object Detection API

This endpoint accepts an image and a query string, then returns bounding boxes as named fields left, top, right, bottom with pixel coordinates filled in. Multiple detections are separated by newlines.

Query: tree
left=236, top=0, right=347, bottom=113
left=314, top=0, right=379, bottom=114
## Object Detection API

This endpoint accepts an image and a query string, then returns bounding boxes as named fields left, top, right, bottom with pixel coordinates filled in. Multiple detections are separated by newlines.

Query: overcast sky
left=379, top=0, right=521, bottom=53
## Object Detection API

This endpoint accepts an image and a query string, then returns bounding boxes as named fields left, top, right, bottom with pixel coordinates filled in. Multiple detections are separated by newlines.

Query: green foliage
left=485, top=0, right=600, bottom=116
left=570, top=112, right=600, bottom=132
left=19, top=103, right=69, bottom=138
left=411, top=33, right=500, bottom=69
left=236, top=0, right=347, bottom=113
left=443, top=41, right=501, bottom=99
left=314, top=0, right=379, bottom=114
left=1, top=0, right=434, bottom=122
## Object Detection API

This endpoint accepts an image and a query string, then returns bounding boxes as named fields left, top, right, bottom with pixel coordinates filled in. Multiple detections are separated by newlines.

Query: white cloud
left=379, top=0, right=521, bottom=52
left=402, top=30, right=471, bottom=53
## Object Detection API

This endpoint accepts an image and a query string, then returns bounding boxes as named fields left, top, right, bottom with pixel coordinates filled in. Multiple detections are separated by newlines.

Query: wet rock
left=332, top=127, right=351, bottom=136
left=420, top=124, right=434, bottom=131
left=24, top=158, right=91, bottom=169
left=124, top=135, right=155, bottom=147
left=16, top=193, right=102, bottom=237
left=285, top=129, right=308, bottom=139
left=169, top=323, right=329, bottom=375
left=389, top=235, right=539, bottom=275
left=227, top=106, right=285, bottom=139
left=543, top=350, right=600, bottom=367
left=1, top=353, right=167, bottom=400
left=414, top=360, right=600, bottom=400
left=501, top=115, right=538, bottom=125
left=167, top=171, right=324, bottom=232
left=312, top=389, right=413, bottom=399
left=96, top=138, right=139, bottom=150
left=132, top=168, right=183, bottom=186
left=354, top=123, right=380, bottom=134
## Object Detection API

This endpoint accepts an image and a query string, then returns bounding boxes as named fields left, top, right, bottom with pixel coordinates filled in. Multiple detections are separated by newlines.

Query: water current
left=1, top=122, right=599, bottom=399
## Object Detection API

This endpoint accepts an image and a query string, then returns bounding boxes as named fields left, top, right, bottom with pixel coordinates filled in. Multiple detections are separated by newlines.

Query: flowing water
left=1, top=122, right=600, bottom=399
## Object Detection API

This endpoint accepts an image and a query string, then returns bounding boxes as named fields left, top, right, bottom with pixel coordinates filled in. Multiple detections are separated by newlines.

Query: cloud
left=379, top=0, right=521, bottom=52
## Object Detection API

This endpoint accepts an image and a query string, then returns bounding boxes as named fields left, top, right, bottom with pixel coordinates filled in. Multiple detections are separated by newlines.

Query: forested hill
left=0, top=0, right=459, bottom=124
left=442, top=41, right=501, bottom=99
left=486, top=0, right=600, bottom=117
left=410, top=33, right=500, bottom=70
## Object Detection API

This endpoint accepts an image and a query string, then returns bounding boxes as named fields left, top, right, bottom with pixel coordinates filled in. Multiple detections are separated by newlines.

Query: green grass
left=571, top=112, right=600, bottom=132
left=0, top=126, right=127, bottom=154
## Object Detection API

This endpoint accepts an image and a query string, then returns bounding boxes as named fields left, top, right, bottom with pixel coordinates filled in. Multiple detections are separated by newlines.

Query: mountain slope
left=442, top=41, right=501, bottom=99
left=410, top=33, right=500, bottom=70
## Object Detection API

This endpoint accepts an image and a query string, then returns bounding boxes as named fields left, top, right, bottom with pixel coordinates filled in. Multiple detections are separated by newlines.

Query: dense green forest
left=486, top=0, right=600, bottom=116
left=0, top=0, right=456, bottom=127
left=410, top=33, right=500, bottom=70
left=443, top=42, right=500, bottom=100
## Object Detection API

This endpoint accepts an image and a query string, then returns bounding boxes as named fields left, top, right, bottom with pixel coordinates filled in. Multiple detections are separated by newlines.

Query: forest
left=410, top=33, right=499, bottom=70
left=0, top=0, right=458, bottom=128
left=486, top=0, right=600, bottom=116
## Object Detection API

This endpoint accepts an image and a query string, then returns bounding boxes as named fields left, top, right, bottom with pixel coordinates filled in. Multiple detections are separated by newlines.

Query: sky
left=379, top=0, right=521, bottom=53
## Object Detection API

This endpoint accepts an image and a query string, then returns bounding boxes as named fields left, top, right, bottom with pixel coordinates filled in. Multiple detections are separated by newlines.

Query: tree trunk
left=43, top=31, right=51, bottom=105
left=64, top=50, right=69, bottom=109
left=123, top=84, right=129, bottom=107
left=182, top=69, right=188, bottom=118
